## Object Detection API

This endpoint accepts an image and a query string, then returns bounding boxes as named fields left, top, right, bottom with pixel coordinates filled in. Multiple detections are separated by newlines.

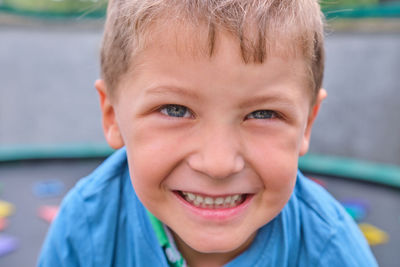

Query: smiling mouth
left=176, top=191, right=247, bottom=209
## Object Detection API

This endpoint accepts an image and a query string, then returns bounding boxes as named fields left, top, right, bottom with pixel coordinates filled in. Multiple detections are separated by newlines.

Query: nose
left=187, top=125, right=245, bottom=179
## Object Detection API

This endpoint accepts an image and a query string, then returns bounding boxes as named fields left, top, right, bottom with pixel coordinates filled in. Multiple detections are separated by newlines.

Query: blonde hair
left=100, top=0, right=325, bottom=103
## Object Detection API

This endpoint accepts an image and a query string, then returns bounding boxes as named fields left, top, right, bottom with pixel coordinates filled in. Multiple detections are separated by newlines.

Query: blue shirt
left=38, top=148, right=377, bottom=266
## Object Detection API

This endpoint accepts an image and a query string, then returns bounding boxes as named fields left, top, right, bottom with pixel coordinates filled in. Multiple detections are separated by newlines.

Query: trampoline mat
left=0, top=158, right=103, bottom=266
left=0, top=158, right=399, bottom=266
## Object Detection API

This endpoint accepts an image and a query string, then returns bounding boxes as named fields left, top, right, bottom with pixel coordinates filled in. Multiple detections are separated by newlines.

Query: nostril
left=210, top=155, right=245, bottom=179
left=233, top=155, right=245, bottom=173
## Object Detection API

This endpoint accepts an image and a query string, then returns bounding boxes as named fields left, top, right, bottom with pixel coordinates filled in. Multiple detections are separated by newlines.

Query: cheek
left=123, top=122, right=190, bottom=200
left=247, top=130, right=300, bottom=191
left=126, top=148, right=173, bottom=211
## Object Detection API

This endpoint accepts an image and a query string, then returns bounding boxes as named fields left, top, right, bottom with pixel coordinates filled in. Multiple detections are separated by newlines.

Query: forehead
left=133, top=19, right=307, bottom=69
left=122, top=22, right=312, bottom=103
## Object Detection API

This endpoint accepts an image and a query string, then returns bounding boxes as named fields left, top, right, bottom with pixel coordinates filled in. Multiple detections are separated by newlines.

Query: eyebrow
left=238, top=94, right=296, bottom=109
left=145, top=86, right=200, bottom=100
left=145, top=86, right=298, bottom=110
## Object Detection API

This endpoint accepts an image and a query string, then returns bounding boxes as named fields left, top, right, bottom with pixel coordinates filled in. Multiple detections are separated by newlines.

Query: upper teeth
left=181, top=192, right=244, bottom=208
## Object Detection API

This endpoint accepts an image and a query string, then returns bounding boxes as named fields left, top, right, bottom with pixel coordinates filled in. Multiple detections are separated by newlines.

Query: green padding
left=323, top=3, right=400, bottom=18
left=0, top=143, right=114, bottom=161
left=299, top=154, right=400, bottom=189
left=0, top=2, right=106, bottom=18
left=320, top=0, right=378, bottom=9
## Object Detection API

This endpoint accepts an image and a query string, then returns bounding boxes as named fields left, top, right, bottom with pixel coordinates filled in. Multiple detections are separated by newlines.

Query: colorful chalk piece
left=38, top=205, right=59, bottom=223
left=359, top=223, right=389, bottom=246
left=0, top=200, right=15, bottom=218
left=0, top=234, right=18, bottom=257
left=33, top=180, right=64, bottom=198
left=0, top=218, right=7, bottom=231
left=341, top=199, right=370, bottom=210
left=343, top=205, right=366, bottom=222
left=341, top=199, right=369, bottom=222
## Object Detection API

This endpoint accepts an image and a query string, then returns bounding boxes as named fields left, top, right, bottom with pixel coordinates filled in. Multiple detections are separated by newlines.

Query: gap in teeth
left=181, top=192, right=245, bottom=208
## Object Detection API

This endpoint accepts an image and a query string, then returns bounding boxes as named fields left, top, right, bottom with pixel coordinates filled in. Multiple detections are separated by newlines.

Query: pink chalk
left=0, top=218, right=7, bottom=231
left=38, top=205, right=59, bottom=223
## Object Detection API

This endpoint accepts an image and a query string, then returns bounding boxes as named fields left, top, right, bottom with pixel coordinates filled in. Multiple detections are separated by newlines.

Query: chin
left=183, top=231, right=254, bottom=255
left=195, top=242, right=237, bottom=254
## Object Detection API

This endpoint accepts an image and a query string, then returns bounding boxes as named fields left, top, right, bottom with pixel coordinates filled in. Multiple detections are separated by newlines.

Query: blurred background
left=0, top=0, right=399, bottom=266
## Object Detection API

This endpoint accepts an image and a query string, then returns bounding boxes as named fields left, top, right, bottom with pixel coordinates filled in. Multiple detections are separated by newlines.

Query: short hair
left=100, top=0, right=325, bottom=104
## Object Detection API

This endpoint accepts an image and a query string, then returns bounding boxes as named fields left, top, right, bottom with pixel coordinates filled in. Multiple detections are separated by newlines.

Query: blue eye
left=246, top=110, right=276, bottom=120
left=160, top=104, right=192, bottom=118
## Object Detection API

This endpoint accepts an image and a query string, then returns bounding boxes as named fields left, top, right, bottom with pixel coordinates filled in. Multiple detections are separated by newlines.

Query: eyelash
left=159, top=104, right=193, bottom=118
left=158, top=104, right=279, bottom=120
left=245, top=110, right=279, bottom=120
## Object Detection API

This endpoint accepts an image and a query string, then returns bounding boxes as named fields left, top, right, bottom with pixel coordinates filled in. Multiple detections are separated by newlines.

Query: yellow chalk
left=359, top=223, right=389, bottom=246
left=0, top=200, right=15, bottom=218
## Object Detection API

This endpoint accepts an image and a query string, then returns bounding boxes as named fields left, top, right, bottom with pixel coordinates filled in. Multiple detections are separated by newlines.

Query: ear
left=299, top=88, right=327, bottom=156
left=95, top=79, right=124, bottom=149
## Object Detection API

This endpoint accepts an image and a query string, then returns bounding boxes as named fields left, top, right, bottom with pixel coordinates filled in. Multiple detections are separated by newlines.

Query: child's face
left=97, top=32, right=325, bottom=264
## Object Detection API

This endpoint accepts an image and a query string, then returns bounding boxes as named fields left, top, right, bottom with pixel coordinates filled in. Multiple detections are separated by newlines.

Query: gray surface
left=0, top=25, right=400, bottom=166
left=0, top=159, right=102, bottom=267
left=0, top=27, right=104, bottom=145
left=312, top=33, right=400, bottom=165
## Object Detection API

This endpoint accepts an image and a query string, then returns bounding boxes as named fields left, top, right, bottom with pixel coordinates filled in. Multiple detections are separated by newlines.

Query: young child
left=38, top=0, right=377, bottom=266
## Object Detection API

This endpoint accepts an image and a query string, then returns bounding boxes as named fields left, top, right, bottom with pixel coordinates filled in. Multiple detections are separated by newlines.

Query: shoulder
left=293, top=171, right=347, bottom=228
left=73, top=147, right=128, bottom=198
left=58, top=148, right=129, bottom=226
left=289, top=171, right=377, bottom=266
left=38, top=148, right=131, bottom=267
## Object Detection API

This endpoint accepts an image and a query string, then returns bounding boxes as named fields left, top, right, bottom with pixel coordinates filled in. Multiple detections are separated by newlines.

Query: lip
left=173, top=191, right=254, bottom=222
